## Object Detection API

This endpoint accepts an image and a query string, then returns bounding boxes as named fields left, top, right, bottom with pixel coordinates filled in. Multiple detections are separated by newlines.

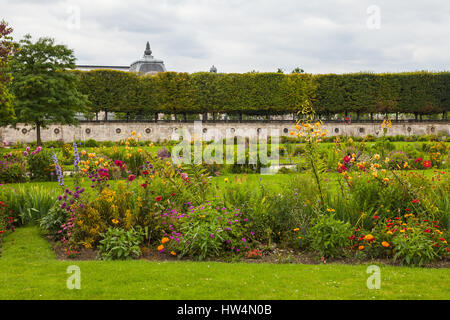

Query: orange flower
left=358, top=245, right=365, bottom=250
left=161, top=237, right=169, bottom=244
left=382, top=241, right=390, bottom=248
left=157, top=245, right=164, bottom=251
left=170, top=251, right=177, bottom=256
left=364, top=234, right=374, bottom=241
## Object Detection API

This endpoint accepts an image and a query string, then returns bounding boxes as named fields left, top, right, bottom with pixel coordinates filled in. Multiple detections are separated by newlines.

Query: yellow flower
left=374, top=154, right=380, bottom=160
left=364, top=234, right=374, bottom=241
left=326, top=208, right=335, bottom=212
left=112, top=219, right=119, bottom=224
left=400, top=229, right=405, bottom=233
left=131, top=131, right=136, bottom=136
left=224, top=178, right=229, bottom=183
left=387, top=231, right=393, bottom=235
left=293, top=228, right=300, bottom=232
left=81, top=150, right=87, bottom=155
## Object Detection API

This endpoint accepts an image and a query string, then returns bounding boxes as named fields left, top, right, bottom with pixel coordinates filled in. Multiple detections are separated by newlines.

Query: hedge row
left=74, top=70, right=450, bottom=117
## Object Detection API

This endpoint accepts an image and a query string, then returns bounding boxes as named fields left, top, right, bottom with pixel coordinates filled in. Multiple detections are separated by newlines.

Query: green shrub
left=40, top=204, right=70, bottom=240
left=0, top=153, right=27, bottom=183
left=28, top=149, right=54, bottom=181
left=98, top=227, right=144, bottom=260
left=308, top=213, right=352, bottom=258
left=392, top=229, right=439, bottom=266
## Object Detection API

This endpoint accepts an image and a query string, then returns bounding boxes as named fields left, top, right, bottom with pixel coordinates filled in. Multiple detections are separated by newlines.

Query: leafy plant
left=98, top=227, right=144, bottom=260
left=308, top=213, right=352, bottom=258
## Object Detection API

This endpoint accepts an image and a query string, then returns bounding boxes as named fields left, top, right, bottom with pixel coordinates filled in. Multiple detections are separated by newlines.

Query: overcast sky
left=2, top=0, right=449, bottom=74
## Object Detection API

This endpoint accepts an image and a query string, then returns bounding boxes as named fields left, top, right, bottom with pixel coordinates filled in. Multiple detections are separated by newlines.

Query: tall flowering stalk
left=290, top=99, right=328, bottom=205
left=52, top=153, right=64, bottom=188
left=72, top=142, right=81, bottom=188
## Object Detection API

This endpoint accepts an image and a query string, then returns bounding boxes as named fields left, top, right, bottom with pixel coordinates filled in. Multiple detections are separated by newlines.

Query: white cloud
left=1, top=0, right=449, bottom=73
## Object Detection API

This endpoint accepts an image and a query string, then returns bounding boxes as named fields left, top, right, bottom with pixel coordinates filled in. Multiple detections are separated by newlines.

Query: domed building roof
left=129, top=42, right=166, bottom=74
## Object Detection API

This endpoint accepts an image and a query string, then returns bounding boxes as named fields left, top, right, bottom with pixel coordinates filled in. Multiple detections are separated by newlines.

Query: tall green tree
left=10, top=34, right=88, bottom=145
left=0, top=20, right=15, bottom=125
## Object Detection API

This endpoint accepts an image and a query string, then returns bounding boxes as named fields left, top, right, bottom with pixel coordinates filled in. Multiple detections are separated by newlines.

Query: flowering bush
left=158, top=202, right=252, bottom=260
left=0, top=152, right=27, bottom=183
left=28, top=147, right=54, bottom=181
left=349, top=211, right=449, bottom=266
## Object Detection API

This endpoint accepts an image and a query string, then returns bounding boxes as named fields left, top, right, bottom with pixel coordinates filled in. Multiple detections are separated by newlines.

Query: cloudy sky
left=1, top=0, right=449, bottom=74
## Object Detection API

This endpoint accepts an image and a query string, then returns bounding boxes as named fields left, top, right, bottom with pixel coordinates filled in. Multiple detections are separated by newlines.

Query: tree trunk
left=183, top=113, right=187, bottom=122
left=356, top=112, right=360, bottom=121
left=239, top=113, right=242, bottom=123
left=395, top=113, right=398, bottom=122
left=36, top=122, right=42, bottom=146
left=104, top=111, right=108, bottom=121
left=212, top=112, right=216, bottom=122
left=155, top=113, right=158, bottom=123
left=370, top=113, right=373, bottom=121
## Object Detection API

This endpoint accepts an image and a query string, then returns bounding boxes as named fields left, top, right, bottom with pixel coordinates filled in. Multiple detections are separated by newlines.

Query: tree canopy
left=10, top=34, right=88, bottom=145
left=0, top=20, right=15, bottom=125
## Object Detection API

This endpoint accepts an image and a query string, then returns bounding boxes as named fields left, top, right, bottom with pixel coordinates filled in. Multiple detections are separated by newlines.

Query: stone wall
left=1, top=121, right=449, bottom=144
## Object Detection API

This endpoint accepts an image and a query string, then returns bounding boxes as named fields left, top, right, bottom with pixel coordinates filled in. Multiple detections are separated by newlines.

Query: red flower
left=411, top=199, right=420, bottom=204
left=142, top=170, right=149, bottom=175
left=373, top=215, right=380, bottom=220
left=337, top=164, right=347, bottom=173
left=423, top=160, right=431, bottom=169
left=171, top=193, right=176, bottom=197
left=415, top=157, right=422, bottom=163
left=141, top=183, right=148, bottom=189
left=155, top=196, right=163, bottom=202
left=446, top=248, right=450, bottom=252
left=128, top=174, right=136, bottom=182
left=349, top=235, right=356, bottom=240
left=424, top=229, right=431, bottom=233
left=343, top=156, right=351, bottom=163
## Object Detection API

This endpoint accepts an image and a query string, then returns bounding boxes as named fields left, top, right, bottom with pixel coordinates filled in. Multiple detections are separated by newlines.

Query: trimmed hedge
left=74, top=70, right=450, bottom=117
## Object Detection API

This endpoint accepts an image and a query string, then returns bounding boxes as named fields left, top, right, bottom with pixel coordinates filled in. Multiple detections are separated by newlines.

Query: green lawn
left=0, top=227, right=448, bottom=300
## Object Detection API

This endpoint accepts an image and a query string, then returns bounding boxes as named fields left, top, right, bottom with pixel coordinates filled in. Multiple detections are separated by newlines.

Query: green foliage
left=74, top=70, right=450, bottom=117
left=98, top=227, right=144, bottom=260
left=28, top=149, right=54, bottom=181
left=10, top=34, right=88, bottom=144
left=0, top=20, right=16, bottom=125
left=392, top=229, right=439, bottom=267
left=308, top=213, right=352, bottom=258
left=0, top=152, right=27, bottom=183
left=39, top=204, right=69, bottom=240
left=0, top=185, right=57, bottom=225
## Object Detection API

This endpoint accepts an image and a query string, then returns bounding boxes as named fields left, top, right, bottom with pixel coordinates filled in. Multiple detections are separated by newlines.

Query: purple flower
left=242, top=238, right=247, bottom=242
left=209, top=234, right=215, bottom=238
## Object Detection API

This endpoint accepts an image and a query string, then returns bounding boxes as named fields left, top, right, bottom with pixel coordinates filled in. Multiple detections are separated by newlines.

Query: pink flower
left=128, top=174, right=136, bottom=182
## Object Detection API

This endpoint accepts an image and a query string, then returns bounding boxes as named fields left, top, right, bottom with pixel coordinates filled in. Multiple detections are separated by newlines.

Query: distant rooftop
left=76, top=41, right=166, bottom=74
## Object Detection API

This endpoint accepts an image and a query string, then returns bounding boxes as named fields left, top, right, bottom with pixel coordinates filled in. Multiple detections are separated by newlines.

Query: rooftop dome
left=129, top=41, right=166, bottom=74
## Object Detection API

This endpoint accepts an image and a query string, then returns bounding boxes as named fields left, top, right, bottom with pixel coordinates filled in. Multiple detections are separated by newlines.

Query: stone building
left=76, top=41, right=166, bottom=74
